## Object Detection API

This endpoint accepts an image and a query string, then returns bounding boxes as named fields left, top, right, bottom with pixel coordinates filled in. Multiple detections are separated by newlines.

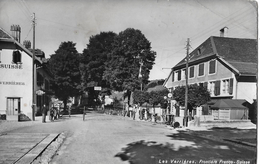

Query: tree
left=48, top=41, right=81, bottom=109
left=103, top=28, right=156, bottom=92
left=133, top=90, right=149, bottom=106
left=80, top=32, right=117, bottom=91
left=148, top=89, right=169, bottom=113
left=80, top=32, right=117, bottom=106
left=172, top=84, right=211, bottom=109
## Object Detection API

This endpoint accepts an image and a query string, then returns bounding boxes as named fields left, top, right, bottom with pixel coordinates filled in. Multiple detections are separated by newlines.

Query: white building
left=0, top=27, right=42, bottom=120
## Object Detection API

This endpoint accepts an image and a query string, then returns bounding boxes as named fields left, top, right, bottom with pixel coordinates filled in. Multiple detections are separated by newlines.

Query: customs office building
left=0, top=26, right=45, bottom=120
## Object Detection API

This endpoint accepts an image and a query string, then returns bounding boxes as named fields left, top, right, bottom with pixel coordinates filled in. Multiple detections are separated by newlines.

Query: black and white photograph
left=0, top=0, right=257, bottom=163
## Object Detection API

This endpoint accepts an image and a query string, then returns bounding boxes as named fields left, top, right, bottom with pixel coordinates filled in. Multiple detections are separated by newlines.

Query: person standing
left=50, top=107, right=54, bottom=121
left=42, top=104, right=47, bottom=123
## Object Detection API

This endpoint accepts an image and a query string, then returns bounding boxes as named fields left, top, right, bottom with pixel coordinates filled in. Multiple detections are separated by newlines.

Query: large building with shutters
left=163, top=34, right=257, bottom=120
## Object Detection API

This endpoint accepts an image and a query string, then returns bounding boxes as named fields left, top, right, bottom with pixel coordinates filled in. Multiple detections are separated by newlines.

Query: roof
left=0, top=28, right=12, bottom=39
left=147, top=85, right=167, bottom=92
left=210, top=99, right=248, bottom=110
left=0, top=27, right=42, bottom=64
left=173, top=36, right=257, bottom=76
left=228, top=61, right=257, bottom=76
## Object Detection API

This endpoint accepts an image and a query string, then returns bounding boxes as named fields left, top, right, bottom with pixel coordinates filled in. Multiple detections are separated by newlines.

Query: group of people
left=41, top=104, right=59, bottom=123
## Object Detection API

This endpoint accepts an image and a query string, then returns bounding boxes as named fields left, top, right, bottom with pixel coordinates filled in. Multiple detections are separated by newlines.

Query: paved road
left=0, top=111, right=256, bottom=164
left=50, top=112, right=256, bottom=164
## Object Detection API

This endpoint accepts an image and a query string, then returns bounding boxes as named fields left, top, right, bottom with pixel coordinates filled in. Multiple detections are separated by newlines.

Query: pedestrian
left=132, top=105, right=136, bottom=120
left=42, top=104, right=47, bottom=123
left=68, top=106, right=71, bottom=117
left=50, top=107, right=54, bottom=122
left=53, top=108, right=57, bottom=120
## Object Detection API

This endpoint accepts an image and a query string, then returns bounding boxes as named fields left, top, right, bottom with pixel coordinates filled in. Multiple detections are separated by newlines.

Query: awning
left=210, top=99, right=248, bottom=110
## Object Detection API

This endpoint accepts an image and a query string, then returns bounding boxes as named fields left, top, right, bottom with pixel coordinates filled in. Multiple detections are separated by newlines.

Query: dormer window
left=197, top=48, right=201, bottom=55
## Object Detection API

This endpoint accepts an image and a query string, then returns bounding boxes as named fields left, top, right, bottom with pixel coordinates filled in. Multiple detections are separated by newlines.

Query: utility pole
left=184, top=38, right=190, bottom=127
left=32, top=13, right=36, bottom=121
left=138, top=59, right=143, bottom=91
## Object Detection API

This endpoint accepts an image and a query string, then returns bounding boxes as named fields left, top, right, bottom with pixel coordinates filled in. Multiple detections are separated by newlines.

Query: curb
left=32, top=132, right=66, bottom=164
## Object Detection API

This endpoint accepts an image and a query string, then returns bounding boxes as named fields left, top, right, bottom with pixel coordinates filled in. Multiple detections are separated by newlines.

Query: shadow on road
left=115, top=130, right=256, bottom=164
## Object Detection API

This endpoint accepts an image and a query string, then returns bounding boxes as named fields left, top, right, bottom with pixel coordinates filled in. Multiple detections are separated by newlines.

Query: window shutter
left=13, top=51, right=17, bottom=63
left=199, top=63, right=204, bottom=76
left=214, top=80, right=220, bottom=95
left=229, top=78, right=234, bottom=95
left=189, top=66, right=194, bottom=78
left=209, top=60, right=216, bottom=74
left=178, top=70, right=181, bottom=81
left=17, top=51, right=21, bottom=62
left=172, top=71, right=174, bottom=82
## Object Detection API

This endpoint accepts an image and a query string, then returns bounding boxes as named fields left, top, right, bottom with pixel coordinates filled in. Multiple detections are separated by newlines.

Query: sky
left=0, top=0, right=257, bottom=80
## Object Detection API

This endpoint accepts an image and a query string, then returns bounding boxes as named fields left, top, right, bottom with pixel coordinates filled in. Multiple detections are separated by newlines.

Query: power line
left=23, top=25, right=33, bottom=40
left=20, top=0, right=32, bottom=15
left=14, top=0, right=31, bottom=21
left=189, top=6, right=254, bottom=41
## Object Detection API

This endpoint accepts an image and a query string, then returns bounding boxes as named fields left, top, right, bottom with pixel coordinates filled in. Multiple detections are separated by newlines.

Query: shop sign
left=0, top=81, right=25, bottom=85
left=0, top=64, right=23, bottom=69
left=94, top=86, right=102, bottom=91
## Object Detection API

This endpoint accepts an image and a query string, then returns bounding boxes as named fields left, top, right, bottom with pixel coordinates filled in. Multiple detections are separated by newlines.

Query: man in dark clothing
left=42, top=104, right=47, bottom=123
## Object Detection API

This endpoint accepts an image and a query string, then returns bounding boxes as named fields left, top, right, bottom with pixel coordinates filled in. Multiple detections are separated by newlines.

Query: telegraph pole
left=184, top=38, right=190, bottom=127
left=32, top=13, right=36, bottom=121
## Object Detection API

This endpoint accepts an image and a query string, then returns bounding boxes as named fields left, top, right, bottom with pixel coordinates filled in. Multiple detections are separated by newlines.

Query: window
left=12, top=51, right=22, bottom=64
left=189, top=66, right=194, bottom=78
left=209, top=81, right=215, bottom=95
left=197, top=48, right=201, bottom=55
left=222, top=79, right=230, bottom=94
left=214, top=80, right=221, bottom=95
left=209, top=60, right=216, bottom=74
left=198, top=63, right=204, bottom=76
left=177, top=70, right=181, bottom=81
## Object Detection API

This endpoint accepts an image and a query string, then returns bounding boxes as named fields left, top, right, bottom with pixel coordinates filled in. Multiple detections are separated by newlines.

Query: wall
left=165, top=59, right=234, bottom=97
left=236, top=82, right=256, bottom=103
left=0, top=49, right=33, bottom=119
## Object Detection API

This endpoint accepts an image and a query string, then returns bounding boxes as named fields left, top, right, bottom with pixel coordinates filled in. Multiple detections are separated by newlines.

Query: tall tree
left=80, top=32, right=117, bottom=91
left=103, top=28, right=156, bottom=93
left=48, top=41, right=81, bottom=109
left=80, top=32, right=117, bottom=106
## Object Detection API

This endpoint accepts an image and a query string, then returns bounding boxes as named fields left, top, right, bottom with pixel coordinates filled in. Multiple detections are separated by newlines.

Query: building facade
left=0, top=27, right=52, bottom=120
left=163, top=35, right=257, bottom=120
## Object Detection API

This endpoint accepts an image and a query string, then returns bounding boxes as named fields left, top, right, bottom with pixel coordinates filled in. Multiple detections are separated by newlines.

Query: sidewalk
left=0, top=116, right=63, bottom=164
left=0, top=132, right=60, bottom=164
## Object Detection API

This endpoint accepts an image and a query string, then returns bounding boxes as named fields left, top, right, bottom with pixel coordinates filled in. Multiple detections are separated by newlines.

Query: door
left=6, top=98, right=21, bottom=115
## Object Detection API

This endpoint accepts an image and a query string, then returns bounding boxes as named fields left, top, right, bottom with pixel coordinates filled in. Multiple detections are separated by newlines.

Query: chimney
left=23, top=40, right=31, bottom=49
left=10, top=25, right=21, bottom=42
left=220, top=27, right=228, bottom=37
